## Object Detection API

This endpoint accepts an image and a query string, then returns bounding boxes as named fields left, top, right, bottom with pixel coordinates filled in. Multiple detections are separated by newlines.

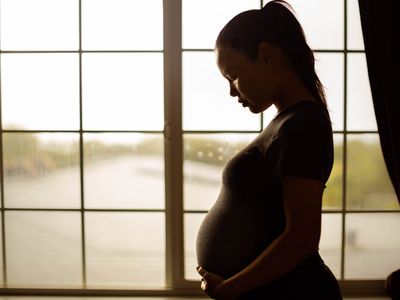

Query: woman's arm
left=198, top=176, right=324, bottom=299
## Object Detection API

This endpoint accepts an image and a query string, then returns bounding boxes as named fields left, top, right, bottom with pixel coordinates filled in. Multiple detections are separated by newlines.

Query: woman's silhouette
left=196, top=1, right=342, bottom=299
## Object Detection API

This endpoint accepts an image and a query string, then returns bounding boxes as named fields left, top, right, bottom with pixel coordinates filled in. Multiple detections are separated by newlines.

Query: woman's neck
left=274, top=69, right=317, bottom=113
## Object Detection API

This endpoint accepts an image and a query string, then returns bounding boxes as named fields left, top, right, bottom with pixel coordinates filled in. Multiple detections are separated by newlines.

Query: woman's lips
left=238, top=98, right=248, bottom=107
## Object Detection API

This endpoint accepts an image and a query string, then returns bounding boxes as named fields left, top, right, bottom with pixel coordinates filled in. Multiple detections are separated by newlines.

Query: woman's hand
left=196, top=266, right=238, bottom=300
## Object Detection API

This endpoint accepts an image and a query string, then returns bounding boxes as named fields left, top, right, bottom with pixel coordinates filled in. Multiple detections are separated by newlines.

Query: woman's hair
left=216, top=0, right=330, bottom=117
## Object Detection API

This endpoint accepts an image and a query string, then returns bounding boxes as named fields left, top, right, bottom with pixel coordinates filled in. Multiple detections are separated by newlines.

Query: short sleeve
left=272, top=118, right=332, bottom=182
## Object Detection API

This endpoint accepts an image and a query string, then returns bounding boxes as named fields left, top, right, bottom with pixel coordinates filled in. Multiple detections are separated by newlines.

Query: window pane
left=262, top=105, right=278, bottom=128
left=184, top=134, right=256, bottom=211
left=347, top=53, right=377, bottom=131
left=184, top=213, right=204, bottom=280
left=85, top=212, right=165, bottom=287
left=84, top=133, right=164, bottom=209
left=6, top=211, right=82, bottom=287
left=82, top=0, right=163, bottom=50
left=323, top=134, right=343, bottom=210
left=320, top=213, right=342, bottom=278
left=284, top=0, right=344, bottom=49
left=82, top=53, right=163, bottom=130
left=183, top=52, right=260, bottom=131
left=347, top=0, right=365, bottom=50
left=315, top=53, right=344, bottom=131
left=1, top=54, right=79, bottom=130
left=346, top=134, right=398, bottom=210
left=0, top=0, right=78, bottom=50
left=182, top=0, right=260, bottom=49
left=3, top=133, right=81, bottom=209
left=345, top=213, right=400, bottom=279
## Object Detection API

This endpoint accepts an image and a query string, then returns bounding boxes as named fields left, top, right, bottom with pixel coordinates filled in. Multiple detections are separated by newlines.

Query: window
left=1, top=0, right=165, bottom=289
left=0, top=0, right=398, bottom=295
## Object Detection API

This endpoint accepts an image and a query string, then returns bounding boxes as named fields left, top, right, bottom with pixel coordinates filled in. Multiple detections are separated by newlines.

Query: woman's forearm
left=222, top=229, right=319, bottom=297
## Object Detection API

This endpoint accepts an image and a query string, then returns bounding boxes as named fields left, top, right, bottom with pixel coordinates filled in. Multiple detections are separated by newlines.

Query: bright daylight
left=0, top=0, right=399, bottom=298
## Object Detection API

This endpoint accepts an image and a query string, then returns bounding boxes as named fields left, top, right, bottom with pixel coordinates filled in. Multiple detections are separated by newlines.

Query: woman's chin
left=248, top=105, right=263, bottom=114
left=240, top=101, right=263, bottom=114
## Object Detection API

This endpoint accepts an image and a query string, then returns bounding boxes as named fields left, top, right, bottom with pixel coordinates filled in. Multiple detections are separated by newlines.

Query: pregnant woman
left=196, top=1, right=342, bottom=299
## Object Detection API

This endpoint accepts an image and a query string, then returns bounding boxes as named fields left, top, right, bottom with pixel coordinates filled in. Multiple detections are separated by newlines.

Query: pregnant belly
left=196, top=201, right=280, bottom=278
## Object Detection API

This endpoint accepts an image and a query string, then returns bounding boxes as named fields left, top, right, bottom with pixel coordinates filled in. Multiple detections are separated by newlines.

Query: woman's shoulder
left=272, top=101, right=332, bottom=135
left=256, top=100, right=332, bottom=154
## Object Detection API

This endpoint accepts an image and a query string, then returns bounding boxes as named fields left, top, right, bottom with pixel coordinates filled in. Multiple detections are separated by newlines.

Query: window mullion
left=340, top=0, right=348, bottom=281
left=163, top=0, right=185, bottom=289
left=0, top=39, right=8, bottom=287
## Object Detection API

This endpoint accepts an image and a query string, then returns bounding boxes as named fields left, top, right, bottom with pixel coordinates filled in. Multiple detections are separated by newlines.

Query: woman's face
left=216, top=44, right=282, bottom=114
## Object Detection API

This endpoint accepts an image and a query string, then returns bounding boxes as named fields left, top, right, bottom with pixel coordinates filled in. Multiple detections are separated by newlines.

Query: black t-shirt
left=196, top=100, right=334, bottom=279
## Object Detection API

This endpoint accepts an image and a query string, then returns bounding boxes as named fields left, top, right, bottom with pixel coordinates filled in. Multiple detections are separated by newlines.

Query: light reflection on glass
left=85, top=212, right=165, bottom=287
left=347, top=54, right=377, bottom=131
left=1, top=0, right=79, bottom=50
left=82, top=0, right=163, bottom=50
left=183, top=0, right=260, bottom=49
left=345, top=213, right=400, bottom=279
left=84, top=133, right=164, bottom=209
left=346, top=134, right=398, bottom=210
left=5, top=211, right=82, bottom=286
left=82, top=53, right=164, bottom=130
left=3, top=133, right=80, bottom=209
left=183, top=52, right=260, bottom=131
left=1, top=54, right=79, bottom=130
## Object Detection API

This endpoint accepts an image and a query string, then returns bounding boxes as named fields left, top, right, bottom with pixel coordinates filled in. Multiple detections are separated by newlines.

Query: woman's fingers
left=200, top=278, right=207, bottom=291
left=197, top=266, right=209, bottom=279
left=197, top=266, right=211, bottom=295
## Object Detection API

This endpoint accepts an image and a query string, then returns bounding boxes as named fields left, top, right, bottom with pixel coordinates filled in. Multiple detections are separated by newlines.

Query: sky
left=0, top=0, right=377, bottom=144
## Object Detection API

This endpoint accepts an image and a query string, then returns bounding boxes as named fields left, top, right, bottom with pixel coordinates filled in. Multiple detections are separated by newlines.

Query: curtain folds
left=358, top=0, right=400, bottom=203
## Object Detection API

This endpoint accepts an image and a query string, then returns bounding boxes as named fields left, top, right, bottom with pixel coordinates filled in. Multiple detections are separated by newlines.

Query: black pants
left=237, top=252, right=342, bottom=300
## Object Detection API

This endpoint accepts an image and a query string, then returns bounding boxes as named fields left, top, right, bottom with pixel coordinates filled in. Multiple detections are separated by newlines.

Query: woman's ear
left=258, top=42, right=273, bottom=65
left=259, top=42, right=288, bottom=70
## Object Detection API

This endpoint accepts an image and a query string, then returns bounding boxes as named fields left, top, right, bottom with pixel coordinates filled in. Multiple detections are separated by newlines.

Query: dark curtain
left=358, top=0, right=400, bottom=203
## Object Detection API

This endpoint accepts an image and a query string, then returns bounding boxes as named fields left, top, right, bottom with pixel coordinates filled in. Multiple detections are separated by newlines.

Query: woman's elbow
left=286, top=225, right=321, bottom=255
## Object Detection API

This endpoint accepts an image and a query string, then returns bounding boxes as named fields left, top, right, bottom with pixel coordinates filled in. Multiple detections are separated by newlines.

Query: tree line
left=2, top=133, right=397, bottom=209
